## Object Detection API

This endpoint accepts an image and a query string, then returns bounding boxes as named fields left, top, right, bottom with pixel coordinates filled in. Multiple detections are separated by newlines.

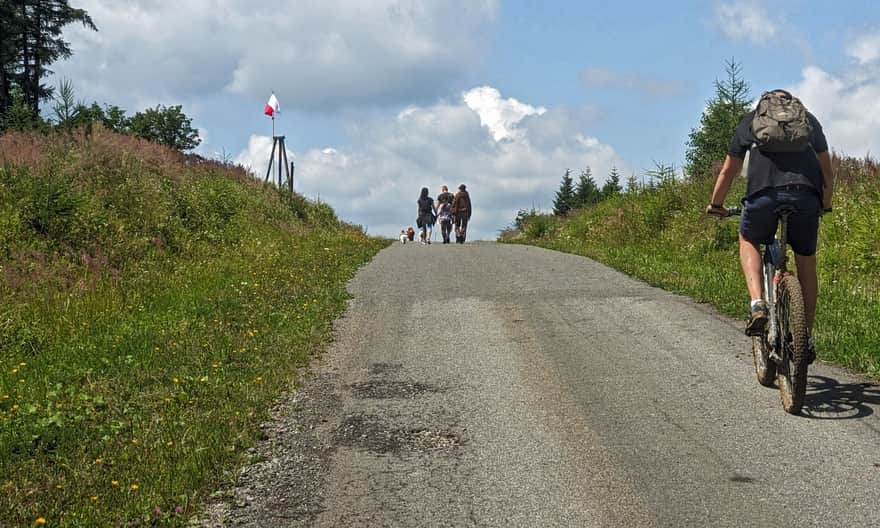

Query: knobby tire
left=776, top=274, right=809, bottom=414
left=752, top=334, right=776, bottom=387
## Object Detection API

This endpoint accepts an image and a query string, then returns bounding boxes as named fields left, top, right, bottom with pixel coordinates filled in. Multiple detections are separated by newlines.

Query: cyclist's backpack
left=751, top=91, right=813, bottom=152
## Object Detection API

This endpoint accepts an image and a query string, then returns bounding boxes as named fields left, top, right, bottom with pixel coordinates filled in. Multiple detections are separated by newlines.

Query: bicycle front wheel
left=752, top=334, right=776, bottom=387
left=776, top=274, right=809, bottom=414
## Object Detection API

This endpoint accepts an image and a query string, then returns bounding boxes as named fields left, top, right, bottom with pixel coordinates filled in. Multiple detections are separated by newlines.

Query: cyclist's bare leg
left=794, top=253, right=817, bottom=334
left=739, top=235, right=763, bottom=300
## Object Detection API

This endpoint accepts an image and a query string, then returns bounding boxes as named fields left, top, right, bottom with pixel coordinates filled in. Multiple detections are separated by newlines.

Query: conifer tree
left=685, top=58, right=752, bottom=179
left=625, top=172, right=639, bottom=193
left=601, top=166, right=623, bottom=199
left=0, top=1, right=96, bottom=125
left=574, top=167, right=600, bottom=208
left=553, top=169, right=576, bottom=216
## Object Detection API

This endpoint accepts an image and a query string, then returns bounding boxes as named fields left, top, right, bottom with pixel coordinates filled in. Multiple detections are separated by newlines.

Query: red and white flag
left=264, top=93, right=280, bottom=117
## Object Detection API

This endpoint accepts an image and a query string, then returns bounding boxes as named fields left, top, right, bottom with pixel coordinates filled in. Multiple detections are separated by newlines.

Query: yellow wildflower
left=94, top=458, right=103, bottom=464
left=36, top=518, right=47, bottom=525
left=91, top=495, right=98, bottom=501
left=166, top=441, right=174, bottom=447
left=111, top=480, right=119, bottom=486
left=130, top=484, right=139, bottom=491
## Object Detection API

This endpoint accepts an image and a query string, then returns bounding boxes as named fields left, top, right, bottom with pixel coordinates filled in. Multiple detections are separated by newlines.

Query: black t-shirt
left=728, top=110, right=828, bottom=199
left=437, top=192, right=454, bottom=205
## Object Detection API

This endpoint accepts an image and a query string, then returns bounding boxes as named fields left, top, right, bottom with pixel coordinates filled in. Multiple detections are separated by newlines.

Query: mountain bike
left=726, top=205, right=810, bottom=414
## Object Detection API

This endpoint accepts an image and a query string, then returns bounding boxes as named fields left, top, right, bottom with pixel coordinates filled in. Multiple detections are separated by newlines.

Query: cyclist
left=706, top=89, right=834, bottom=362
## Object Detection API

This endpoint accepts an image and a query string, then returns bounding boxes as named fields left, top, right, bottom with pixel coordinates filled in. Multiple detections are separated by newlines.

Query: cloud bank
left=237, top=87, right=624, bottom=240
left=52, top=0, right=498, bottom=111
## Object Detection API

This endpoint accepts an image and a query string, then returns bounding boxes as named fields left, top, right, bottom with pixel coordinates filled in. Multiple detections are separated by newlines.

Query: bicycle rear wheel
left=775, top=274, right=809, bottom=414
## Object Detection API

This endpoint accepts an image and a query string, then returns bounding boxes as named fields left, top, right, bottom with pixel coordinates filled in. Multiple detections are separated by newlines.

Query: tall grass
left=0, top=129, right=388, bottom=526
left=504, top=155, right=880, bottom=377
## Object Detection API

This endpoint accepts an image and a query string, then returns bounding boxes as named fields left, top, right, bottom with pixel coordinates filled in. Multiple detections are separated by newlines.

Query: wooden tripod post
left=264, top=135, right=291, bottom=191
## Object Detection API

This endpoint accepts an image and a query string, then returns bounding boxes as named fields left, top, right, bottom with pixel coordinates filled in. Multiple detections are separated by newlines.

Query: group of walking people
left=412, top=184, right=472, bottom=244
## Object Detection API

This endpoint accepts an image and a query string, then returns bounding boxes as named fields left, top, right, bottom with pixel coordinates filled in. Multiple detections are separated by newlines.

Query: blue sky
left=52, top=1, right=880, bottom=239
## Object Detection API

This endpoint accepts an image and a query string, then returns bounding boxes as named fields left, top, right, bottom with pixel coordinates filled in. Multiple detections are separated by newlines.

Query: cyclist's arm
left=817, top=150, right=834, bottom=210
left=708, top=155, right=744, bottom=208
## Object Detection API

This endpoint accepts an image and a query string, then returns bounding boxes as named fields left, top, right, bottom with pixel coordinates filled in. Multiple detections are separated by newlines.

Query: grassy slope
left=0, top=129, right=389, bottom=526
left=503, top=156, right=880, bottom=377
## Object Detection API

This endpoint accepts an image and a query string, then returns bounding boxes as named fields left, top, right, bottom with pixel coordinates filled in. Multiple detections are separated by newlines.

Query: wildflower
left=19, top=379, right=24, bottom=384
left=91, top=495, right=99, bottom=501
left=166, top=441, right=174, bottom=447
left=199, top=376, right=207, bottom=383
left=111, top=480, right=119, bottom=486
left=255, top=376, right=263, bottom=382
left=19, top=362, right=26, bottom=367
left=172, top=378, right=179, bottom=384
left=36, top=518, right=47, bottom=525
left=11, top=404, right=18, bottom=411
left=212, top=363, right=219, bottom=369
left=130, top=484, right=139, bottom=491
left=94, top=458, right=103, bottom=464
left=11, top=368, right=17, bottom=374
left=2, top=395, right=7, bottom=400
left=131, top=439, right=138, bottom=444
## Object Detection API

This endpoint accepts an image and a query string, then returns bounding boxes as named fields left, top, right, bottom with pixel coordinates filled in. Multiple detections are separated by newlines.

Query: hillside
left=0, top=128, right=388, bottom=526
left=503, top=155, right=880, bottom=377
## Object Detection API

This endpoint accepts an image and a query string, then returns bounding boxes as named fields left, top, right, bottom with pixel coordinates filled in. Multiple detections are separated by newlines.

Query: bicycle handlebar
left=726, top=206, right=742, bottom=217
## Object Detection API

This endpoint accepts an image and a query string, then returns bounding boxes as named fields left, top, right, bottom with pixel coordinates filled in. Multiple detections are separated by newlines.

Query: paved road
left=204, top=242, right=880, bottom=527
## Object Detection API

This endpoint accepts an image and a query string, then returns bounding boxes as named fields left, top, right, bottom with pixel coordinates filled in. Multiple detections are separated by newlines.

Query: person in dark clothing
left=436, top=185, right=454, bottom=208
left=451, top=184, right=472, bottom=243
left=706, top=89, right=834, bottom=362
left=416, top=187, right=436, bottom=244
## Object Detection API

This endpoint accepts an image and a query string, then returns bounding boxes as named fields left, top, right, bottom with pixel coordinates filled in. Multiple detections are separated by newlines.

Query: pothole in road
left=335, top=414, right=462, bottom=454
left=350, top=380, right=441, bottom=399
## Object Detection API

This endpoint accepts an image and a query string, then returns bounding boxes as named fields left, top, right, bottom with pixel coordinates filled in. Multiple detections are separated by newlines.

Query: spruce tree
left=685, top=58, right=752, bottom=179
left=1, top=1, right=96, bottom=124
left=601, top=166, right=623, bottom=199
left=553, top=169, right=576, bottom=216
left=574, top=167, right=600, bottom=208
left=625, top=172, right=639, bottom=193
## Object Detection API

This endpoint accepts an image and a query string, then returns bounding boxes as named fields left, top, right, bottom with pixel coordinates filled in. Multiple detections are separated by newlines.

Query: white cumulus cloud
left=791, top=65, right=880, bottom=158
left=239, top=87, right=626, bottom=240
left=52, top=0, right=498, bottom=111
left=713, top=1, right=778, bottom=45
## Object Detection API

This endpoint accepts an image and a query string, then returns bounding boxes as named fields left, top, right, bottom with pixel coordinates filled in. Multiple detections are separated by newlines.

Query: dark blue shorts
left=740, top=189, right=822, bottom=256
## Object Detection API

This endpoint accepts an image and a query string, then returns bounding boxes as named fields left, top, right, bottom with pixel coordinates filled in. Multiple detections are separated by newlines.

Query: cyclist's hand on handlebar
left=705, top=204, right=728, bottom=218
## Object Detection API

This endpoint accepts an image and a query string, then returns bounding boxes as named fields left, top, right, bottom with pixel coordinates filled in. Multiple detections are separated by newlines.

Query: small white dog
left=399, top=230, right=408, bottom=243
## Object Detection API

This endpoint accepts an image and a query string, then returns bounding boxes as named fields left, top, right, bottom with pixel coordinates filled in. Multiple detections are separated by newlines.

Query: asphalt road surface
left=203, top=242, right=880, bottom=527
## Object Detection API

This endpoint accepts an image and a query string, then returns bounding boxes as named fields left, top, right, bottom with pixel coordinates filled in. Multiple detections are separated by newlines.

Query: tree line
left=1, top=1, right=200, bottom=151
left=552, top=166, right=622, bottom=216
left=536, top=58, right=752, bottom=224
